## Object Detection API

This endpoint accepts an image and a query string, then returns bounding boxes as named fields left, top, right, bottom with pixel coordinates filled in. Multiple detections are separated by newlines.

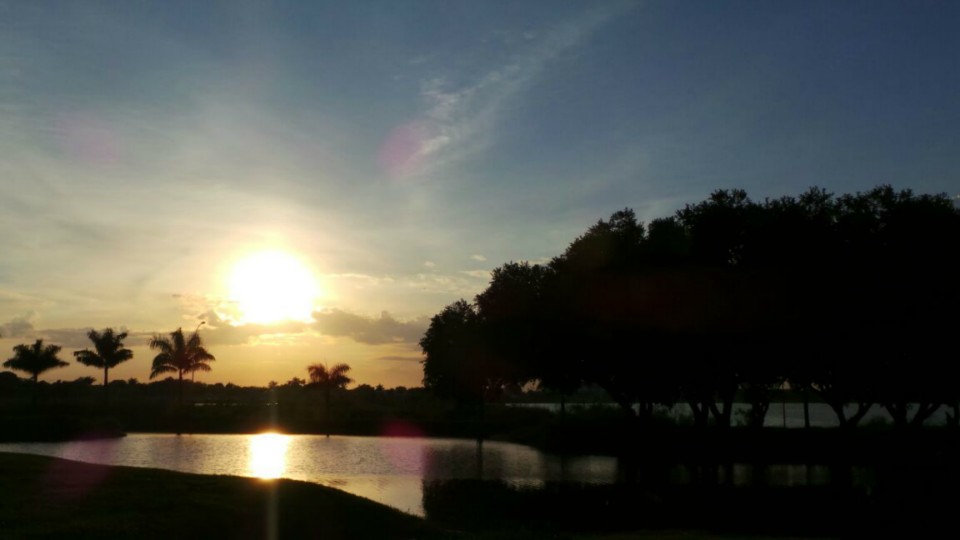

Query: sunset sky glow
left=1, top=1, right=957, bottom=386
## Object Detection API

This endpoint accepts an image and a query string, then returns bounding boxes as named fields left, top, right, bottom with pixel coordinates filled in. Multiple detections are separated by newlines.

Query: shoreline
left=0, top=452, right=440, bottom=539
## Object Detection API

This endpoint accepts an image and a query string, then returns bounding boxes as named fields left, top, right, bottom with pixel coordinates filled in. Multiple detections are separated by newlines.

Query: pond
left=0, top=433, right=617, bottom=516
left=0, top=432, right=861, bottom=517
left=0, top=433, right=958, bottom=535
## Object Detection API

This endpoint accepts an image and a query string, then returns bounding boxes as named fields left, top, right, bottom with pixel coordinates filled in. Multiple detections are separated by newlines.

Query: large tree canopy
left=421, top=186, right=960, bottom=429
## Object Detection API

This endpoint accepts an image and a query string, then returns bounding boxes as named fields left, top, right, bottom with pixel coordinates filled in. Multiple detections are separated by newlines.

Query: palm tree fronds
left=149, top=327, right=216, bottom=405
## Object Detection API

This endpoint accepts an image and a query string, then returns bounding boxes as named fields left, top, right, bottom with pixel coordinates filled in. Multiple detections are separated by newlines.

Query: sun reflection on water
left=249, top=433, right=290, bottom=479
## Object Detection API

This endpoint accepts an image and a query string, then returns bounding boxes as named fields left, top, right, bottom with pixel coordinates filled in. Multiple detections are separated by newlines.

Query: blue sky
left=1, top=1, right=958, bottom=386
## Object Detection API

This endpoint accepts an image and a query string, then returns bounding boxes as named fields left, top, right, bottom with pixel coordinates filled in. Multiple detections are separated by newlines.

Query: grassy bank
left=0, top=452, right=439, bottom=539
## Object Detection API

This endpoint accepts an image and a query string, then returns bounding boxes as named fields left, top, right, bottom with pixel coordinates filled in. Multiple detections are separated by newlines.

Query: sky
left=1, top=1, right=958, bottom=387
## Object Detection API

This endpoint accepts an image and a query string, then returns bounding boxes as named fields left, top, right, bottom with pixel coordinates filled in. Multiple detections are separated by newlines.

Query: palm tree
left=4, top=339, right=68, bottom=407
left=73, top=328, right=133, bottom=406
left=149, top=327, right=215, bottom=407
left=307, top=362, right=353, bottom=436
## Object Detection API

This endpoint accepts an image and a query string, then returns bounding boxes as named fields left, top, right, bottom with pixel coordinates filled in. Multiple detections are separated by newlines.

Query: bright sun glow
left=228, top=250, right=320, bottom=324
left=249, top=432, right=290, bottom=479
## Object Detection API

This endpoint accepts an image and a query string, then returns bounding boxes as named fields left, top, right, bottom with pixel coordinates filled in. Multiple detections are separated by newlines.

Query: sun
left=227, top=250, right=320, bottom=324
left=249, top=432, right=290, bottom=479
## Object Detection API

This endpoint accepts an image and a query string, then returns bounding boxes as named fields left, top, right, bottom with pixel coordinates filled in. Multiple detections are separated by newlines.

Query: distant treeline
left=0, top=373, right=558, bottom=439
left=421, top=186, right=960, bottom=429
left=0, top=373, right=427, bottom=411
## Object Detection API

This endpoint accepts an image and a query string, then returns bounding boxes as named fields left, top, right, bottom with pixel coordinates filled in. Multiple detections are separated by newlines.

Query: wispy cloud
left=388, top=4, right=630, bottom=179
left=460, top=269, right=491, bottom=280
left=404, top=272, right=490, bottom=298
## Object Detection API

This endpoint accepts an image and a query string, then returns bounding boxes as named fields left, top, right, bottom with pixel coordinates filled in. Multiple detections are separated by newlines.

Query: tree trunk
left=324, top=387, right=331, bottom=437
left=176, top=370, right=184, bottom=436
left=690, top=401, right=710, bottom=428
left=910, top=402, right=941, bottom=427
left=709, top=398, right=734, bottom=428
left=103, top=366, right=109, bottom=407
left=475, top=436, right=484, bottom=478
left=557, top=393, right=568, bottom=455
left=477, top=399, right=486, bottom=445
left=827, top=400, right=848, bottom=428
left=748, top=401, right=770, bottom=428
left=638, top=401, right=654, bottom=425
left=608, top=388, right=637, bottom=420
left=781, top=392, right=787, bottom=428
left=32, top=373, right=39, bottom=409
left=885, top=402, right=908, bottom=429
left=847, top=402, right=872, bottom=427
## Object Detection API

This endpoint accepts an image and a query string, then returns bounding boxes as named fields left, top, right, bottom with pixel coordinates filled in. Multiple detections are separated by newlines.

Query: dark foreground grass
left=0, top=452, right=441, bottom=539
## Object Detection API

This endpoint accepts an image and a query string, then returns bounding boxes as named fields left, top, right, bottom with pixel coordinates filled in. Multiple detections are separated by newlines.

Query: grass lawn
left=0, top=452, right=441, bottom=539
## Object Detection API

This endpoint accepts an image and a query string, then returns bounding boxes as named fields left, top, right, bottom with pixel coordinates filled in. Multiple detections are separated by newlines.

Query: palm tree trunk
left=477, top=399, right=485, bottom=445
left=176, top=370, right=185, bottom=436
left=32, top=373, right=39, bottom=409
left=324, top=387, right=331, bottom=437
left=103, top=366, right=109, bottom=407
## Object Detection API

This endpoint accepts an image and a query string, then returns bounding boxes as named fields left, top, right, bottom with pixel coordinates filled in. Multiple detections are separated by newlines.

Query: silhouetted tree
left=547, top=209, right=679, bottom=423
left=676, top=189, right=755, bottom=267
left=307, top=362, right=352, bottom=435
left=737, top=332, right=785, bottom=428
left=73, top=327, right=133, bottom=406
left=4, top=339, right=68, bottom=407
left=421, top=299, right=522, bottom=440
left=421, top=301, right=486, bottom=403
left=475, top=262, right=552, bottom=404
left=420, top=185, right=960, bottom=436
left=284, top=377, right=306, bottom=388
left=947, top=399, right=960, bottom=429
left=149, top=327, right=215, bottom=407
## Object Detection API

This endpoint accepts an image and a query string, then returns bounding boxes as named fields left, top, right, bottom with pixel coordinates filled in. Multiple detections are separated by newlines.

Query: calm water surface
left=0, top=433, right=853, bottom=516
left=0, top=434, right=619, bottom=515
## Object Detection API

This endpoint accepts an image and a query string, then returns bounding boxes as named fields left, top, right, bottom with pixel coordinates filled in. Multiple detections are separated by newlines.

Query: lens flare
left=249, top=433, right=290, bottom=479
